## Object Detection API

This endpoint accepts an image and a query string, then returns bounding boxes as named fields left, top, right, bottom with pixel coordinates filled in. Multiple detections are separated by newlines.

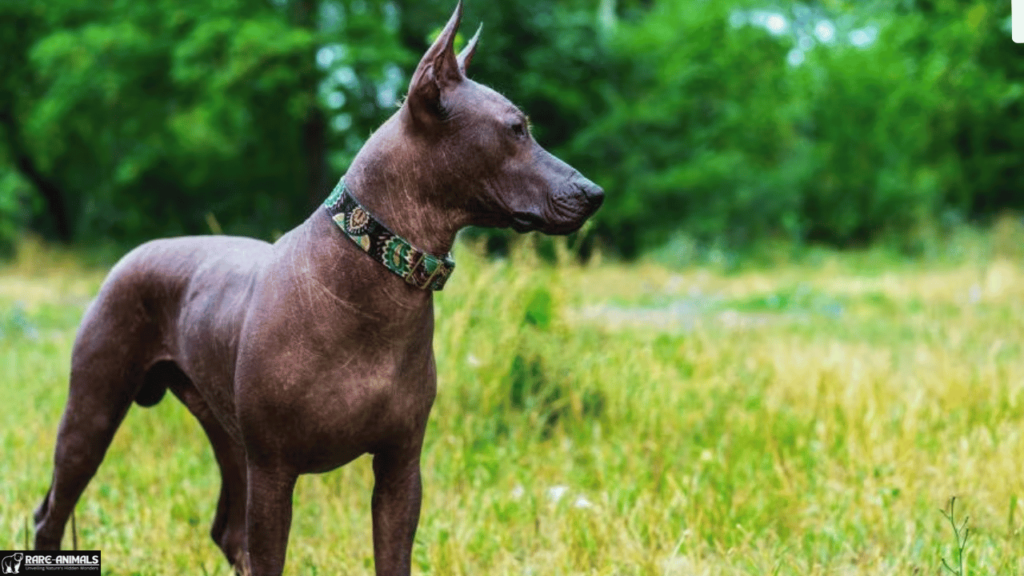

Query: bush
left=564, top=0, right=1024, bottom=256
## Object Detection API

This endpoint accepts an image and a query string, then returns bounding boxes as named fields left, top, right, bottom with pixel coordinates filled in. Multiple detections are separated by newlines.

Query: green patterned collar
left=323, top=179, right=455, bottom=291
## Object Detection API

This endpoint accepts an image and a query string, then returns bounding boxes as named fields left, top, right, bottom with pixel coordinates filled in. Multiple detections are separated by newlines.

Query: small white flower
left=546, top=485, right=569, bottom=503
left=573, top=496, right=594, bottom=509
left=969, top=285, right=982, bottom=304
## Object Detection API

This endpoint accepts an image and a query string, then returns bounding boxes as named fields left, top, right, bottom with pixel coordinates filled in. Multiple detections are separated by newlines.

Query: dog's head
left=399, top=1, right=604, bottom=235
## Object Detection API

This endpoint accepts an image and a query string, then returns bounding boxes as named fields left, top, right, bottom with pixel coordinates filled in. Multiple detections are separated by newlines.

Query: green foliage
left=0, top=303, right=36, bottom=341
left=433, top=245, right=608, bottom=444
left=502, top=342, right=607, bottom=440
left=0, top=171, right=32, bottom=253
left=0, top=0, right=406, bottom=244
left=1, top=0, right=1023, bottom=255
left=564, top=0, right=1024, bottom=255
left=523, top=286, right=554, bottom=328
left=570, top=0, right=798, bottom=253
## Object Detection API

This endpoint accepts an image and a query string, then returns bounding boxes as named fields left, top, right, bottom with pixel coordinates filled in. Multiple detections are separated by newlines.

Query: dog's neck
left=323, top=180, right=455, bottom=290
left=338, top=114, right=470, bottom=257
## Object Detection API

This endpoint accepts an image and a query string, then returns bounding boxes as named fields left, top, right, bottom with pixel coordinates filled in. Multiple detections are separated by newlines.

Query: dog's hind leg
left=34, top=301, right=152, bottom=550
left=168, top=373, right=248, bottom=571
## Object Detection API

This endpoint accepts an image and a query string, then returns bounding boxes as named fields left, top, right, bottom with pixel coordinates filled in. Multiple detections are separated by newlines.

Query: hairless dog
left=33, top=2, right=603, bottom=574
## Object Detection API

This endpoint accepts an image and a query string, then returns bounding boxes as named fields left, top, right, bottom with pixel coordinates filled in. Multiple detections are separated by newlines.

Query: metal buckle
left=404, top=252, right=441, bottom=290
left=420, top=259, right=444, bottom=290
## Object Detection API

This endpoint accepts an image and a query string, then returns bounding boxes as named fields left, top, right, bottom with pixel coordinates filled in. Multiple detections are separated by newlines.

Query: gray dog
left=33, top=2, right=603, bottom=574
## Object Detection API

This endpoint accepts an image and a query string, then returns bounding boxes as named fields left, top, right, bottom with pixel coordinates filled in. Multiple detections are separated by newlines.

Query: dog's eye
left=509, top=120, right=527, bottom=139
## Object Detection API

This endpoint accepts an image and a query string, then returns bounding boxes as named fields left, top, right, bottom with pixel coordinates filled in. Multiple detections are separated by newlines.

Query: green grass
left=3, top=230, right=1024, bottom=574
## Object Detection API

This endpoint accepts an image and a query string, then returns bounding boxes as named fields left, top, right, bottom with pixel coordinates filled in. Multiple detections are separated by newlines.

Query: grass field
left=2, top=225, right=1024, bottom=575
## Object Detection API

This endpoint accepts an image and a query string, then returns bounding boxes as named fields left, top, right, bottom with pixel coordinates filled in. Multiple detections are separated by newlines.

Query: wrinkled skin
left=32, top=2, right=603, bottom=575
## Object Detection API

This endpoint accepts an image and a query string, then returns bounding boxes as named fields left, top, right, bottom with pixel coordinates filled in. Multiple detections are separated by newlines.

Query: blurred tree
left=0, top=0, right=406, bottom=244
left=563, top=0, right=1024, bottom=254
left=910, top=1, right=1024, bottom=217
left=566, top=0, right=801, bottom=255
left=0, top=3, right=75, bottom=242
left=1, top=0, right=1022, bottom=256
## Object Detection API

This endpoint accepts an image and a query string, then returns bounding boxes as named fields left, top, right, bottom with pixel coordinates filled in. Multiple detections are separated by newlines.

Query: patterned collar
left=323, top=178, right=455, bottom=291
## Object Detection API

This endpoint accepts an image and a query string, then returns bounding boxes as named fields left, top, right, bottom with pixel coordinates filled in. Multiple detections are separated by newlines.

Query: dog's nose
left=571, top=172, right=604, bottom=210
left=575, top=180, right=603, bottom=211
left=584, top=184, right=604, bottom=209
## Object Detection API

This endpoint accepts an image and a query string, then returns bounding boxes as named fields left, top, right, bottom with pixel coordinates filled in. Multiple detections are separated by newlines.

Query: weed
left=940, top=496, right=971, bottom=576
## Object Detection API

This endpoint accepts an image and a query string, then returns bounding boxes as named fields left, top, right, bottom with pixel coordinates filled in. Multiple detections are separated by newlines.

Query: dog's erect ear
left=406, top=1, right=464, bottom=126
left=457, top=24, right=482, bottom=75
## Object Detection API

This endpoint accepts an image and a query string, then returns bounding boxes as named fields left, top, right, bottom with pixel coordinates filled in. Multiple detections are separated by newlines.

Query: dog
left=33, top=2, right=603, bottom=574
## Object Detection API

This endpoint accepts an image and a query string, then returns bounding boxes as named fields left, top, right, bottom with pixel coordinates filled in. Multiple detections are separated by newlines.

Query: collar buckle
left=326, top=178, right=455, bottom=291
left=405, top=253, right=443, bottom=290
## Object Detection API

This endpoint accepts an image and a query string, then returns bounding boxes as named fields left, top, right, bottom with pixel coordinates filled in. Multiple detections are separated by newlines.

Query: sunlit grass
left=2, top=227, right=1024, bottom=574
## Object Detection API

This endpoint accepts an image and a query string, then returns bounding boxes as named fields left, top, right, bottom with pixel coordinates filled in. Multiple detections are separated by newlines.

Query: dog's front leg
left=371, top=449, right=423, bottom=576
left=243, top=465, right=298, bottom=576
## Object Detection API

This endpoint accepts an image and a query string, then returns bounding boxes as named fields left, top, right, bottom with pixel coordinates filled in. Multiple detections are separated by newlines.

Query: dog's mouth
left=511, top=211, right=592, bottom=235
left=511, top=212, right=546, bottom=233
left=509, top=184, right=604, bottom=235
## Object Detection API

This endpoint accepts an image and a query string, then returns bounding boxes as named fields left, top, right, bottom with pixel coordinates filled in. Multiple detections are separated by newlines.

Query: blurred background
left=0, top=0, right=1020, bottom=260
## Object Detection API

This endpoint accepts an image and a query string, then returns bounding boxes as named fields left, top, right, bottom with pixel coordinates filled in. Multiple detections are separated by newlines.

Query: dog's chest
left=237, top=339, right=438, bottom=472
